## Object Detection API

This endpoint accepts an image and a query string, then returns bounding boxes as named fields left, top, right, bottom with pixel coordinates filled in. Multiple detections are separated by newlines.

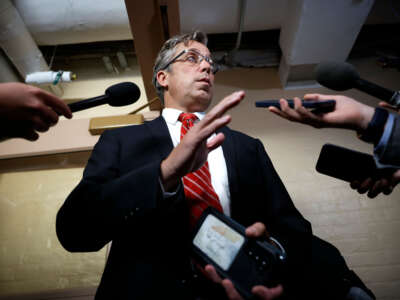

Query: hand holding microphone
left=0, top=82, right=72, bottom=141
left=0, top=82, right=140, bottom=142
left=315, top=61, right=400, bottom=109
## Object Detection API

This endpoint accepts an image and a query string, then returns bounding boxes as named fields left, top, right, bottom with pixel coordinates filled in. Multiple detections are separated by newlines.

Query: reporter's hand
left=268, top=94, right=375, bottom=131
left=203, top=222, right=283, bottom=300
left=0, top=82, right=72, bottom=141
left=350, top=169, right=400, bottom=198
left=160, top=91, right=245, bottom=191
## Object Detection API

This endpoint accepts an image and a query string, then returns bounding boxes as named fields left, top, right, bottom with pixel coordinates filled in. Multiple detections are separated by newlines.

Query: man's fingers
left=40, top=89, right=72, bottom=119
left=204, top=265, right=222, bottom=283
left=203, top=91, right=244, bottom=125
left=37, top=104, right=59, bottom=126
left=246, top=222, right=268, bottom=238
left=382, top=178, right=393, bottom=195
left=199, top=115, right=231, bottom=141
left=279, top=99, right=301, bottom=120
left=30, top=116, right=50, bottom=132
left=350, top=180, right=360, bottom=190
left=392, top=170, right=400, bottom=185
left=368, top=180, right=383, bottom=198
left=379, top=101, right=399, bottom=112
left=357, top=178, right=372, bottom=194
left=268, top=106, right=287, bottom=117
left=293, top=97, right=303, bottom=110
left=222, top=279, right=243, bottom=300
left=252, top=285, right=283, bottom=299
left=207, top=132, right=225, bottom=152
left=14, top=126, right=39, bottom=141
left=303, top=93, right=334, bottom=101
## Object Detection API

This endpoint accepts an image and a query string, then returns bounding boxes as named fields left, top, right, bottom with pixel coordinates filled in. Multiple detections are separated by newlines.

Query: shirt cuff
left=375, top=113, right=395, bottom=156
left=374, top=114, right=397, bottom=168
left=159, top=176, right=181, bottom=198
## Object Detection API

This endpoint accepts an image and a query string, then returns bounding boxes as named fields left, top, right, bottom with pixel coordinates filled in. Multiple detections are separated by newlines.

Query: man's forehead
left=175, top=40, right=210, bottom=56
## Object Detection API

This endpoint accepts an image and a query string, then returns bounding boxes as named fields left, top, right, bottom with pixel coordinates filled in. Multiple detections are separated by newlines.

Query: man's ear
left=156, top=70, right=169, bottom=89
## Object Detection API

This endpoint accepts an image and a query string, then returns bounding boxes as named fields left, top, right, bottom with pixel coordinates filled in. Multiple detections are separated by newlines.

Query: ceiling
left=1, top=0, right=400, bottom=105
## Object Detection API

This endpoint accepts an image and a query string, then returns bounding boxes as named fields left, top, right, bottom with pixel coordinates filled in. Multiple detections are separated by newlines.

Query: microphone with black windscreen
left=315, top=61, right=400, bottom=108
left=68, top=82, right=141, bottom=113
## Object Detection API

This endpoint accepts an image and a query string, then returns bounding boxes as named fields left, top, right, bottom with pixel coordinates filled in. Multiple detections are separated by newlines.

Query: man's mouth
left=197, top=77, right=211, bottom=86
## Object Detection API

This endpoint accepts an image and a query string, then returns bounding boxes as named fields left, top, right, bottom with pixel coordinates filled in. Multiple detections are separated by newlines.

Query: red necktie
left=178, top=113, right=223, bottom=227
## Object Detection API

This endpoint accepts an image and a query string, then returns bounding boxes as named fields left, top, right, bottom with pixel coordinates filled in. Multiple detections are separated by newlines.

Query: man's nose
left=199, top=59, right=211, bottom=74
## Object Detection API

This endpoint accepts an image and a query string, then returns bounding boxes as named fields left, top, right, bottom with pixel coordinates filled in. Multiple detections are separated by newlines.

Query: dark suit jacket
left=56, top=116, right=312, bottom=299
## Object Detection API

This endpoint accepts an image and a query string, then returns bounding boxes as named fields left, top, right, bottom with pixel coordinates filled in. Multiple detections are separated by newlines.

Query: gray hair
left=152, top=31, right=208, bottom=104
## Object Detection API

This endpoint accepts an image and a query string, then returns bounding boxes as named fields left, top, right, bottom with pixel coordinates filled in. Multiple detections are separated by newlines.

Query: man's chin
left=190, top=93, right=212, bottom=111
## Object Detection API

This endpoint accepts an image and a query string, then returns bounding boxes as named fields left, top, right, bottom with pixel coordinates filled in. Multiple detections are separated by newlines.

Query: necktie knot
left=178, top=113, right=198, bottom=129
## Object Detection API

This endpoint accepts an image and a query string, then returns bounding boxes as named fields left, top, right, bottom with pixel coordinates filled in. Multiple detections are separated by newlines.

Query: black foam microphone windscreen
left=68, top=82, right=141, bottom=112
left=314, top=61, right=360, bottom=91
left=106, top=82, right=141, bottom=106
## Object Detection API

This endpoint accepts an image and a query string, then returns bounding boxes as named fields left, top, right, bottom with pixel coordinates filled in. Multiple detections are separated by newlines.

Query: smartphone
left=255, top=99, right=335, bottom=111
left=192, top=207, right=286, bottom=299
left=316, top=144, right=378, bottom=182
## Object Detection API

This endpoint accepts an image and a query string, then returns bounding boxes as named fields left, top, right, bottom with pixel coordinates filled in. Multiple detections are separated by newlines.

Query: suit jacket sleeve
left=375, top=114, right=400, bottom=167
left=56, top=129, right=186, bottom=252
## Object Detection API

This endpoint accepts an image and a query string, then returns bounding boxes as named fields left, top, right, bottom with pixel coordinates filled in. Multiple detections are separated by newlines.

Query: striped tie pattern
left=178, top=113, right=223, bottom=227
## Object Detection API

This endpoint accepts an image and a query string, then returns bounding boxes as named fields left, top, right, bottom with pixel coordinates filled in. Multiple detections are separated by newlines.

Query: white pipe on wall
left=25, top=71, right=76, bottom=85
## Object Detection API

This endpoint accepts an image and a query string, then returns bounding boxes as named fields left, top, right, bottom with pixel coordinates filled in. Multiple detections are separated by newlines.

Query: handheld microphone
left=315, top=61, right=400, bottom=108
left=68, top=82, right=141, bottom=113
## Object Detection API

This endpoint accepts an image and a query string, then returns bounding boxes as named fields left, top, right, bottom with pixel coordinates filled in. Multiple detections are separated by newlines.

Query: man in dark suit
left=56, top=31, right=373, bottom=300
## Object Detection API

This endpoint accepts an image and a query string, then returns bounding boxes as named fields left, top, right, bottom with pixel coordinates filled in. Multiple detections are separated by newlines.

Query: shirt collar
left=162, top=108, right=205, bottom=125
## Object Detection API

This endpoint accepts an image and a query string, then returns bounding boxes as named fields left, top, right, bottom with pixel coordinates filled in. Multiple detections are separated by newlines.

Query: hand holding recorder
left=193, top=208, right=285, bottom=300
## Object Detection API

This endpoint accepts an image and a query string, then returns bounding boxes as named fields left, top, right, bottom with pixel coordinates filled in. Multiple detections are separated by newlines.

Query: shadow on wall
left=215, top=67, right=282, bottom=90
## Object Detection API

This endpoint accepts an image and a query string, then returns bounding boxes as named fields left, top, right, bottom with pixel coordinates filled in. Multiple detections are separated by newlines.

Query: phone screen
left=193, top=214, right=245, bottom=271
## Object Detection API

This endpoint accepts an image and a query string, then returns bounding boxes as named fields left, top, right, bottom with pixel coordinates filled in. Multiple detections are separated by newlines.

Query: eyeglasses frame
left=160, top=49, right=219, bottom=74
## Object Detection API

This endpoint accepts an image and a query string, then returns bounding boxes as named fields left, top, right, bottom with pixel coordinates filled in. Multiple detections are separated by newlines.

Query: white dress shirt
left=162, top=108, right=231, bottom=216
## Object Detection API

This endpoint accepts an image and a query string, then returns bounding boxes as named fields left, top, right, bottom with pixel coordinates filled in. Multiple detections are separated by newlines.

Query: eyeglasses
left=161, top=49, right=219, bottom=74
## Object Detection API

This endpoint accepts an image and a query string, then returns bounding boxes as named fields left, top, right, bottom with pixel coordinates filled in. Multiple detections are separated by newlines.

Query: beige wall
left=0, top=57, right=400, bottom=298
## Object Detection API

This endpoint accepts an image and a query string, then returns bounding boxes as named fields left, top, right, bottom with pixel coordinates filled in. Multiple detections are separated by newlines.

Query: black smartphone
left=255, top=99, right=335, bottom=111
left=192, top=207, right=286, bottom=299
left=316, top=144, right=379, bottom=182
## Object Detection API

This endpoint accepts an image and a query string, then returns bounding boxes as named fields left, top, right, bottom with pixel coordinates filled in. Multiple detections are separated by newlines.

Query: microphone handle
left=68, top=95, right=108, bottom=113
left=354, top=78, right=395, bottom=102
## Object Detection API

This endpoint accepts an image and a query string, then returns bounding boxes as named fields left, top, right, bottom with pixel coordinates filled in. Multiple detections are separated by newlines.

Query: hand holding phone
left=316, top=143, right=397, bottom=182
left=255, top=99, right=336, bottom=111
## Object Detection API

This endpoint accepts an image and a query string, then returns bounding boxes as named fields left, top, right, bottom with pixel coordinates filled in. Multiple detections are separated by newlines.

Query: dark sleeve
left=56, top=130, right=184, bottom=252
left=376, top=114, right=400, bottom=166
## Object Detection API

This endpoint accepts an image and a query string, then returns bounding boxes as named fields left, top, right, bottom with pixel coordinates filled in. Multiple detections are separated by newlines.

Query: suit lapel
left=145, top=116, right=174, bottom=160
left=218, top=127, right=239, bottom=217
